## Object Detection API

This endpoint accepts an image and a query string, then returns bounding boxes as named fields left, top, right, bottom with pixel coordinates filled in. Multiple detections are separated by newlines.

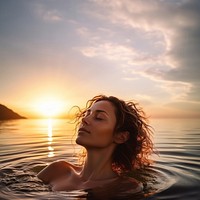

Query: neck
left=80, top=146, right=117, bottom=181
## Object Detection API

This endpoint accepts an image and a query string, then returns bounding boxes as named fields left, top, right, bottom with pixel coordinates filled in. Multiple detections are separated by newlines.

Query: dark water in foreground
left=0, top=118, right=199, bottom=199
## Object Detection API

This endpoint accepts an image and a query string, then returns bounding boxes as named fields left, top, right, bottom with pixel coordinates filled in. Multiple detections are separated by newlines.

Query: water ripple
left=0, top=119, right=200, bottom=199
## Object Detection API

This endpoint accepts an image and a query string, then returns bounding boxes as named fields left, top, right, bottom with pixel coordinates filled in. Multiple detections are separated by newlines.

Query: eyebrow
left=87, top=109, right=109, bottom=116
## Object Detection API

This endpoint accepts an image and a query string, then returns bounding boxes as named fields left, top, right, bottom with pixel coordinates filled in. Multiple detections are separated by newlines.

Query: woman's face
left=76, top=100, right=117, bottom=149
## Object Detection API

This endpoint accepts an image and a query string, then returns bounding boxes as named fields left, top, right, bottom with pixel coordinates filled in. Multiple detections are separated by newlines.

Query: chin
left=76, top=137, right=94, bottom=148
left=76, top=136, right=85, bottom=146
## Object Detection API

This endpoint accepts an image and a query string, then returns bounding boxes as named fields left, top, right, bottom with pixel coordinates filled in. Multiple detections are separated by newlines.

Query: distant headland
left=0, top=104, right=26, bottom=120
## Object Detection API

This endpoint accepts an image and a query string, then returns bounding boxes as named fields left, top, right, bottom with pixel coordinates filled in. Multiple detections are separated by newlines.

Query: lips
left=78, top=127, right=90, bottom=134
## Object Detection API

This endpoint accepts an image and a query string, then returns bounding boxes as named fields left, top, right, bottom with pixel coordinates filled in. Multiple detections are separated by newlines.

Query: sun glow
left=35, top=97, right=67, bottom=118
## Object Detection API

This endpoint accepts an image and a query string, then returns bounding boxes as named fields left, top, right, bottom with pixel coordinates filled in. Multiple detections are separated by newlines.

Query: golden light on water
left=48, top=119, right=53, bottom=141
left=47, top=119, right=54, bottom=157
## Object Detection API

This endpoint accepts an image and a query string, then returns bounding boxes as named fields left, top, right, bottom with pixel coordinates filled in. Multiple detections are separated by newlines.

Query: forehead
left=90, top=100, right=116, bottom=115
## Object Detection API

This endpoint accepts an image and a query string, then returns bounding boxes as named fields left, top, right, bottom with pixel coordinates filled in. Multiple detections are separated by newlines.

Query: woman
left=37, top=95, right=153, bottom=195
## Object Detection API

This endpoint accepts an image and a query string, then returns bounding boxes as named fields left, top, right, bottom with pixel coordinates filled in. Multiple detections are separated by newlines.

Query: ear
left=114, top=131, right=129, bottom=144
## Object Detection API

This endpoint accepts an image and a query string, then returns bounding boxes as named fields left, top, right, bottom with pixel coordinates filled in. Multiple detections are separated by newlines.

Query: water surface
left=0, top=118, right=199, bottom=199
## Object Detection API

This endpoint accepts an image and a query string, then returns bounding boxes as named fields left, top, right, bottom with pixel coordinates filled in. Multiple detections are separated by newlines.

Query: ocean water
left=0, top=118, right=199, bottom=200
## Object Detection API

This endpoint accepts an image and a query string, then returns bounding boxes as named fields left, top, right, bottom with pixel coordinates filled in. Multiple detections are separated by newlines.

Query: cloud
left=86, top=0, right=200, bottom=102
left=158, top=81, right=192, bottom=101
left=35, top=3, right=63, bottom=22
left=77, top=27, right=165, bottom=66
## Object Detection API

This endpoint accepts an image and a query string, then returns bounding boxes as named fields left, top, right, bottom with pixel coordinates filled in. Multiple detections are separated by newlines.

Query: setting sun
left=34, top=97, right=67, bottom=118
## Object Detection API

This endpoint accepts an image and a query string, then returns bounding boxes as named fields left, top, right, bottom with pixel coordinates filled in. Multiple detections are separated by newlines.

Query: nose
left=82, top=114, right=90, bottom=125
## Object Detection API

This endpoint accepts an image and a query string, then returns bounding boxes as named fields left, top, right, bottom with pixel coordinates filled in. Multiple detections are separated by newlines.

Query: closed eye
left=95, top=117, right=103, bottom=121
left=95, top=113, right=105, bottom=121
left=83, top=109, right=107, bottom=121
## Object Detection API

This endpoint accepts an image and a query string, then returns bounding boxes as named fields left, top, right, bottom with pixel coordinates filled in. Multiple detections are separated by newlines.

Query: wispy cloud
left=35, top=4, right=63, bottom=22
left=83, top=0, right=200, bottom=102
left=1, top=0, right=199, bottom=117
left=77, top=27, right=165, bottom=65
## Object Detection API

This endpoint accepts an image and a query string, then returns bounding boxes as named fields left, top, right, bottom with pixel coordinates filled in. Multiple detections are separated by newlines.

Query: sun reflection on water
left=47, top=119, right=54, bottom=157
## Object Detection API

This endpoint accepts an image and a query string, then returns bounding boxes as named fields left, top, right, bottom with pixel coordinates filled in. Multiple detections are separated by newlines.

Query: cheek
left=95, top=124, right=115, bottom=141
left=100, top=126, right=114, bottom=135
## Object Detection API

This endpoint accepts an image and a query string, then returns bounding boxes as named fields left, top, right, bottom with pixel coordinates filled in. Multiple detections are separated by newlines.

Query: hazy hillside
left=0, top=104, right=26, bottom=120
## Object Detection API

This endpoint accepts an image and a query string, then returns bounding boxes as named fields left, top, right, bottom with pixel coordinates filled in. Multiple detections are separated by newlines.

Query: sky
left=0, top=0, right=200, bottom=118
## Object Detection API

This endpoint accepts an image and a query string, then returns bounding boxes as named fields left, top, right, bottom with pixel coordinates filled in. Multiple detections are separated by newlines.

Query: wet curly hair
left=75, top=95, right=154, bottom=173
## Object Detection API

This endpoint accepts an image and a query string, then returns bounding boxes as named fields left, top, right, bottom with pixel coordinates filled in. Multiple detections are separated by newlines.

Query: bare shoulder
left=37, top=160, right=81, bottom=184
left=49, top=160, right=80, bottom=170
